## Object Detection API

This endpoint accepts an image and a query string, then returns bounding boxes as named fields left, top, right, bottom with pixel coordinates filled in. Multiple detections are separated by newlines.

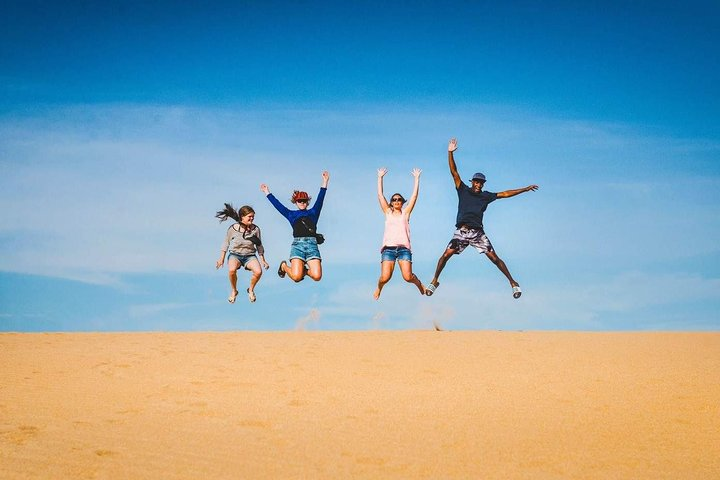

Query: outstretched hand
left=260, top=183, right=270, bottom=194
left=411, top=168, right=422, bottom=178
left=448, top=138, right=458, bottom=153
left=378, top=167, right=387, bottom=178
left=526, top=185, right=539, bottom=192
left=321, top=170, right=330, bottom=186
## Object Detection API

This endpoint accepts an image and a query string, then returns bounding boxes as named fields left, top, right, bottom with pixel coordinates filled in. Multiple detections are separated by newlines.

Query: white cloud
left=1, top=103, right=718, bottom=298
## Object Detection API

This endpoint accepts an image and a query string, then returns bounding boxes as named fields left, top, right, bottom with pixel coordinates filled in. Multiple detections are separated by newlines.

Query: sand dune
left=1, top=331, right=718, bottom=479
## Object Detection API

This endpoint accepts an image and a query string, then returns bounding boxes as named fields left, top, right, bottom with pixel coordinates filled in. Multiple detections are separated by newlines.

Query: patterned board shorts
left=447, top=226, right=494, bottom=254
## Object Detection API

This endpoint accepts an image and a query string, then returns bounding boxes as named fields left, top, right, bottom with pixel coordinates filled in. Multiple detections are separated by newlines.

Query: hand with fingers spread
left=373, top=164, right=426, bottom=300
left=264, top=170, right=330, bottom=284
left=426, top=137, right=540, bottom=302
left=214, top=204, right=268, bottom=305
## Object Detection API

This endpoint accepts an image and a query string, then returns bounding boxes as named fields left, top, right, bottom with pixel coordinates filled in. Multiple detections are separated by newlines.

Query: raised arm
left=448, top=138, right=462, bottom=189
left=260, top=183, right=292, bottom=217
left=309, top=171, right=330, bottom=217
left=497, top=184, right=539, bottom=199
left=404, top=168, right=421, bottom=217
left=377, top=168, right=390, bottom=212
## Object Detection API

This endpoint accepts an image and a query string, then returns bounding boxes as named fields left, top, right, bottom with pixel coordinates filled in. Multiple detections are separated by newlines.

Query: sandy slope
left=1, top=331, right=718, bottom=479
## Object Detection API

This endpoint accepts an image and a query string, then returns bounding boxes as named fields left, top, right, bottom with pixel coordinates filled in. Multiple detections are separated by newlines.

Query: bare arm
left=216, top=226, right=232, bottom=269
left=254, top=228, right=270, bottom=270
left=377, top=168, right=390, bottom=212
left=404, top=168, right=421, bottom=217
left=496, top=185, right=539, bottom=199
left=448, top=138, right=462, bottom=189
left=216, top=250, right=226, bottom=269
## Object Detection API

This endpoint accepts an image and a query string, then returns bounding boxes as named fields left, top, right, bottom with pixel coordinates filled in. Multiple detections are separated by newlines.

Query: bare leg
left=485, top=250, right=519, bottom=287
left=429, top=247, right=457, bottom=288
left=285, top=259, right=307, bottom=282
left=374, top=260, right=395, bottom=300
left=398, top=260, right=425, bottom=295
left=306, top=259, right=322, bottom=281
left=227, top=257, right=240, bottom=303
left=245, top=259, right=262, bottom=299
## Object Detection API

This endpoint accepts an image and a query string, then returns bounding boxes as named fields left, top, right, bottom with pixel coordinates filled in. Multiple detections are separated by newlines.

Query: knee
left=379, top=273, right=392, bottom=283
left=402, top=272, right=414, bottom=282
left=308, top=272, right=322, bottom=282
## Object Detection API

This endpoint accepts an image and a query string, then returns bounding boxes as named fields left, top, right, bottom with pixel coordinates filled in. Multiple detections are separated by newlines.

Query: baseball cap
left=292, top=191, right=310, bottom=203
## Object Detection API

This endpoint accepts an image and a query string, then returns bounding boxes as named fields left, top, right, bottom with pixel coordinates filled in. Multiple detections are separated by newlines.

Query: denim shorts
left=289, top=237, right=321, bottom=262
left=228, top=253, right=258, bottom=269
left=381, top=246, right=412, bottom=263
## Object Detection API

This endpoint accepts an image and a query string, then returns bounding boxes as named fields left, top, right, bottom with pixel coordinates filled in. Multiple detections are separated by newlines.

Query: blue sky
left=1, top=0, right=718, bottom=331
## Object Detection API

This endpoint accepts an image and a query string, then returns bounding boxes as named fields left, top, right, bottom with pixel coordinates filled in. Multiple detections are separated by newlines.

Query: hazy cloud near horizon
left=1, top=104, right=719, bottom=330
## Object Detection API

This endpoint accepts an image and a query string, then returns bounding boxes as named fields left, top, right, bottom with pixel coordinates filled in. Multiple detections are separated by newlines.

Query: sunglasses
left=391, top=197, right=403, bottom=202
left=296, top=199, right=309, bottom=204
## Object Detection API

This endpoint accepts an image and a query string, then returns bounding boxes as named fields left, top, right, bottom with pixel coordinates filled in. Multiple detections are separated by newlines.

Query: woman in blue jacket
left=260, top=171, right=329, bottom=282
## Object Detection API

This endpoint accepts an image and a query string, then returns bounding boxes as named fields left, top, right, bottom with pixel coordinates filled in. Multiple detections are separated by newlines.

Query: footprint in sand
left=356, top=456, right=388, bottom=466
left=94, top=449, right=118, bottom=457
left=4, top=425, right=39, bottom=445
left=238, top=420, right=271, bottom=429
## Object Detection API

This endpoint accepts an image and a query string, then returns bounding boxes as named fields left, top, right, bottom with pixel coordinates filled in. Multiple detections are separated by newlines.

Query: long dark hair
left=215, top=204, right=256, bottom=232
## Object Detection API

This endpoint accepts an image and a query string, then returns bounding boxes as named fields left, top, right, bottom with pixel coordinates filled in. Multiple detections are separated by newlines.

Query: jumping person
left=260, top=171, right=329, bottom=282
left=215, top=204, right=269, bottom=303
left=425, top=138, right=538, bottom=298
left=374, top=167, right=426, bottom=300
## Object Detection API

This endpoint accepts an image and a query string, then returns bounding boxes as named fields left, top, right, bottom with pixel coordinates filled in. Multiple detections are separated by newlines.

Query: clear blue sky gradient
left=1, top=0, right=719, bottom=331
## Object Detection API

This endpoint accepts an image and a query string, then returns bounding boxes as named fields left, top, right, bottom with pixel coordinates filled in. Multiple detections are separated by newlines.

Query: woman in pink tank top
left=374, top=167, right=427, bottom=300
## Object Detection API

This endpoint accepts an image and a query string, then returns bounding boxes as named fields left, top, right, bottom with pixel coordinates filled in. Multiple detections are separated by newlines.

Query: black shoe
left=277, top=261, right=287, bottom=278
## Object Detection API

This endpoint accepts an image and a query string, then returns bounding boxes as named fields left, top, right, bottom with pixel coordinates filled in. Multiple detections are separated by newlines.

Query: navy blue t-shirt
left=455, top=182, right=497, bottom=230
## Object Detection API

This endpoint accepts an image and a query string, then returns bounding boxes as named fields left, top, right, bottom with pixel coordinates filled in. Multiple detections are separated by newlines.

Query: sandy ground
left=1, top=331, right=718, bottom=479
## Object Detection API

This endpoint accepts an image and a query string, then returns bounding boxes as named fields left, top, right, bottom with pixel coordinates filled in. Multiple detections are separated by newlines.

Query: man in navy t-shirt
left=425, top=138, right=539, bottom=299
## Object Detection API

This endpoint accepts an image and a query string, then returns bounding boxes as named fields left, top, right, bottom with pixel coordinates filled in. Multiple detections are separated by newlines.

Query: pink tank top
left=382, top=209, right=411, bottom=250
